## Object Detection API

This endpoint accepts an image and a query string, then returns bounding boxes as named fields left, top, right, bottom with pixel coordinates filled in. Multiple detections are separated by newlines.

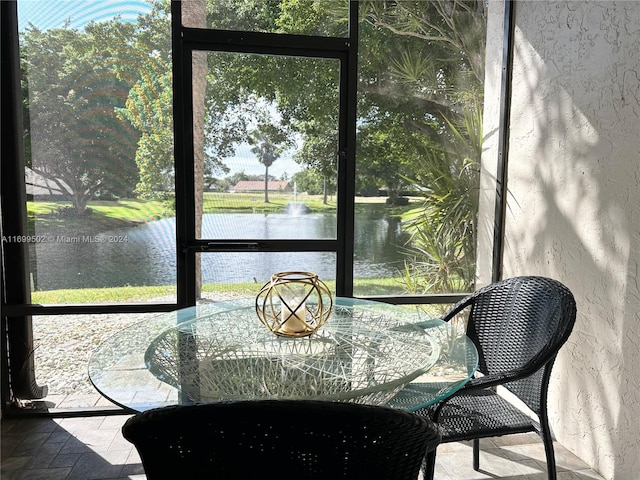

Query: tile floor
left=1, top=413, right=605, bottom=480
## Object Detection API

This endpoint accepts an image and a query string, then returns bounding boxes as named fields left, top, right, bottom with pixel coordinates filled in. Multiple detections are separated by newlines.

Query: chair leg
left=422, top=448, right=438, bottom=480
left=540, top=428, right=557, bottom=480
left=472, top=438, right=480, bottom=470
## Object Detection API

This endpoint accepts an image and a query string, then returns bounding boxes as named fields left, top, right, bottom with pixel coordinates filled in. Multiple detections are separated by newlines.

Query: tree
left=356, top=115, right=427, bottom=204
left=116, top=0, right=174, bottom=202
left=362, top=0, right=486, bottom=86
left=293, top=169, right=336, bottom=197
left=21, top=22, right=139, bottom=214
left=292, top=122, right=337, bottom=204
left=182, top=0, right=486, bottom=294
left=123, top=1, right=342, bottom=203
left=356, top=1, right=485, bottom=198
left=357, top=1, right=486, bottom=293
left=401, top=104, right=482, bottom=294
left=248, top=123, right=290, bottom=203
left=118, top=63, right=173, bottom=201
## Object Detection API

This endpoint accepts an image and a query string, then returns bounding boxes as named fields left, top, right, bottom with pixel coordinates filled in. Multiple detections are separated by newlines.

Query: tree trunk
left=323, top=176, right=328, bottom=205
left=264, top=166, right=270, bottom=203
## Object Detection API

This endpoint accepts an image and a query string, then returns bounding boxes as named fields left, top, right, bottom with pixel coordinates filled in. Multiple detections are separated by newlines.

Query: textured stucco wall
left=480, top=1, right=640, bottom=478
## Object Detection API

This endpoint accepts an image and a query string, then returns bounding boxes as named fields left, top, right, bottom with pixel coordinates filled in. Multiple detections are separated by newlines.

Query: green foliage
left=276, top=0, right=349, bottom=36
left=356, top=118, right=428, bottom=201
left=118, top=68, right=173, bottom=201
left=116, top=0, right=174, bottom=202
left=360, top=0, right=487, bottom=87
left=357, top=1, right=486, bottom=294
left=28, top=199, right=170, bottom=232
left=30, top=276, right=401, bottom=303
left=292, top=169, right=336, bottom=197
left=202, top=192, right=337, bottom=215
left=292, top=122, right=338, bottom=203
left=401, top=103, right=483, bottom=294
left=31, top=285, right=176, bottom=304
left=205, top=0, right=281, bottom=31
left=20, top=21, right=140, bottom=213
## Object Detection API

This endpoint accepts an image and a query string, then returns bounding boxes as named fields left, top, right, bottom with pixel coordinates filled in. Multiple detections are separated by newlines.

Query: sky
left=17, top=0, right=302, bottom=179
left=228, top=144, right=301, bottom=179
left=17, top=0, right=151, bottom=31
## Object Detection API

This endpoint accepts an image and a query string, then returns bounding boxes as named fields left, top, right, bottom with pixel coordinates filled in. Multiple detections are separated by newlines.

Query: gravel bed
left=31, top=294, right=237, bottom=396
left=33, top=310, right=164, bottom=396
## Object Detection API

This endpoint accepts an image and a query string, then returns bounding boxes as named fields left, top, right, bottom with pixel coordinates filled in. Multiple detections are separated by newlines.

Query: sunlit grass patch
left=88, top=199, right=169, bottom=223
left=31, top=285, right=176, bottom=304
left=202, top=192, right=338, bottom=214
left=30, top=277, right=414, bottom=304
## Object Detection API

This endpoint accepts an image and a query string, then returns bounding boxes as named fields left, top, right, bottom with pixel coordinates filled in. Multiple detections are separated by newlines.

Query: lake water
left=31, top=212, right=409, bottom=290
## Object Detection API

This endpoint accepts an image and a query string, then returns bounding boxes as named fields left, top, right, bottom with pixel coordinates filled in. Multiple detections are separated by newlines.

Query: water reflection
left=201, top=212, right=335, bottom=240
left=31, top=213, right=408, bottom=290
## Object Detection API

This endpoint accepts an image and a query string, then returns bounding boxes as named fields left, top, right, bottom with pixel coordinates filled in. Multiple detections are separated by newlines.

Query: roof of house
left=25, top=167, right=68, bottom=196
left=233, top=180, right=290, bottom=192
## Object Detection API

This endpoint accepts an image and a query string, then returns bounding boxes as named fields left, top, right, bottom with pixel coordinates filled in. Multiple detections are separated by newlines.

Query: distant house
left=231, top=180, right=291, bottom=193
left=25, top=167, right=68, bottom=199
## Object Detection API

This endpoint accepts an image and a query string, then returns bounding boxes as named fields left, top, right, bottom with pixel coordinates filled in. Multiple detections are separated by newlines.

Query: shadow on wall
left=503, top=2, right=640, bottom=478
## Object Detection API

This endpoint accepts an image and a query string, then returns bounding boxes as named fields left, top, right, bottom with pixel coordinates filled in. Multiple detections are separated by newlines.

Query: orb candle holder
left=256, top=271, right=333, bottom=337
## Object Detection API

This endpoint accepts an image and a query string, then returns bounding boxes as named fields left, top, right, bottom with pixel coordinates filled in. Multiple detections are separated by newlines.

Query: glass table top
left=88, top=297, right=478, bottom=412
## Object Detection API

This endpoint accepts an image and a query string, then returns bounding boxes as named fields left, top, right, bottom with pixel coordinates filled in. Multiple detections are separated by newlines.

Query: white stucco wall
left=480, top=1, right=640, bottom=478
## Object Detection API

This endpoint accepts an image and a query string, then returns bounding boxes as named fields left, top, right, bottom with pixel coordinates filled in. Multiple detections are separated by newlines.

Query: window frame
left=172, top=0, right=359, bottom=305
left=1, top=0, right=507, bottom=414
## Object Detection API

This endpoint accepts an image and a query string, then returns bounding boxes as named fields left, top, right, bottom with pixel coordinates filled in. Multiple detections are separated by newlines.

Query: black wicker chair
left=122, top=399, right=441, bottom=480
left=417, top=276, right=577, bottom=480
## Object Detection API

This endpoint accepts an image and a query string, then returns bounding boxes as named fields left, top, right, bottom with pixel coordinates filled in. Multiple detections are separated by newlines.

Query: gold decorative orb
left=256, top=271, right=333, bottom=337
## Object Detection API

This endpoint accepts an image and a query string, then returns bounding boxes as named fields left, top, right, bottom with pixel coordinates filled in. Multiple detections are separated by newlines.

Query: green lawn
left=28, top=193, right=416, bottom=232
left=30, top=278, right=408, bottom=304
left=31, top=285, right=177, bottom=304
left=202, top=192, right=339, bottom=214
left=29, top=199, right=169, bottom=222
left=28, top=199, right=170, bottom=235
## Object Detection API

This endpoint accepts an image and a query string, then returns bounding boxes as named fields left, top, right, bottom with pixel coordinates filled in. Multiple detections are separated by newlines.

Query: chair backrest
left=442, top=276, right=576, bottom=414
left=122, top=400, right=440, bottom=480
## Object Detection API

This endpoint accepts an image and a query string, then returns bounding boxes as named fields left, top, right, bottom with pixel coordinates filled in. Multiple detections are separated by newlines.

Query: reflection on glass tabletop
left=89, top=297, right=477, bottom=412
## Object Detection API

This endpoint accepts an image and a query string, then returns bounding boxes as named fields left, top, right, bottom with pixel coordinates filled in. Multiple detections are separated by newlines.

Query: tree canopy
left=21, top=21, right=140, bottom=213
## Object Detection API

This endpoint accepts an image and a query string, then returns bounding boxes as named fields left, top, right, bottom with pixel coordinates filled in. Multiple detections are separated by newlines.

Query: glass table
left=88, top=297, right=478, bottom=412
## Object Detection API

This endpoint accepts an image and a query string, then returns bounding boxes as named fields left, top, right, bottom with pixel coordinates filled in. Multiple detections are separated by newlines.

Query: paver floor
left=1, top=414, right=606, bottom=480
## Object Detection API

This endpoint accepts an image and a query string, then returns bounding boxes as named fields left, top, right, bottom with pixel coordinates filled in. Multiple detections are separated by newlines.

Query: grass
left=28, top=193, right=417, bottom=233
left=87, top=199, right=170, bottom=222
left=30, top=277, right=411, bottom=304
left=31, top=285, right=177, bottom=304
left=29, top=199, right=168, bottom=222
left=203, top=192, right=339, bottom=214
left=28, top=199, right=170, bottom=235
left=30, top=282, right=448, bottom=330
